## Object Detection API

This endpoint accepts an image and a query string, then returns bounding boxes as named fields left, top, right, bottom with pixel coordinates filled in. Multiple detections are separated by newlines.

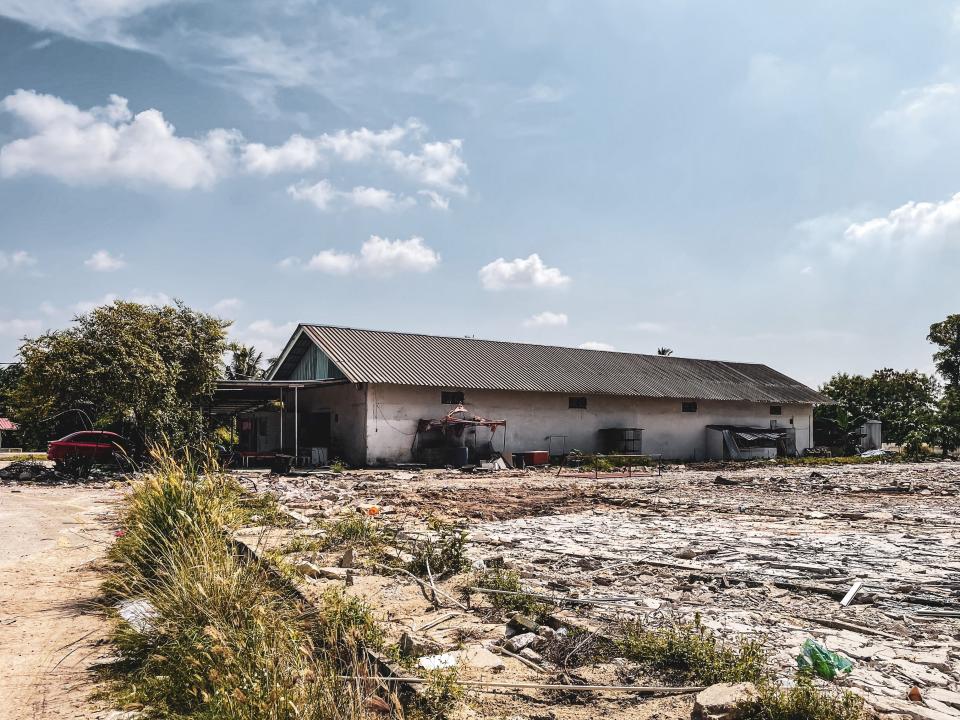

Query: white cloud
left=306, top=249, right=358, bottom=274
left=84, top=249, right=126, bottom=271
left=478, top=253, right=571, bottom=291
left=0, top=249, right=36, bottom=271
left=318, top=123, right=413, bottom=162
left=71, top=290, right=170, bottom=314
left=0, top=0, right=175, bottom=44
left=235, top=319, right=297, bottom=359
left=347, top=185, right=415, bottom=211
left=288, top=180, right=415, bottom=212
left=0, top=317, right=41, bottom=336
left=1, top=91, right=470, bottom=201
left=387, top=139, right=468, bottom=193
left=287, top=179, right=338, bottom=210
left=0, top=90, right=240, bottom=189
left=871, top=82, right=960, bottom=161
left=246, top=319, right=297, bottom=337
left=72, top=293, right=118, bottom=314
left=358, top=236, right=439, bottom=274
left=242, top=134, right=323, bottom=174
left=579, top=341, right=616, bottom=352
left=242, top=121, right=415, bottom=172
left=843, top=191, right=960, bottom=249
left=213, top=297, right=243, bottom=315
left=418, top=189, right=450, bottom=210
left=291, top=235, right=440, bottom=277
left=128, top=291, right=172, bottom=306
left=523, top=311, right=568, bottom=328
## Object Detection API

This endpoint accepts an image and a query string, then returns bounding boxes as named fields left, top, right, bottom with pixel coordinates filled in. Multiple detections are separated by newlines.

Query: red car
left=47, top=431, right=128, bottom=467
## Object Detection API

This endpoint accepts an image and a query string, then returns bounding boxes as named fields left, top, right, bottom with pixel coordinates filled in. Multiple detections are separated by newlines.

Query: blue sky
left=2, top=1, right=960, bottom=387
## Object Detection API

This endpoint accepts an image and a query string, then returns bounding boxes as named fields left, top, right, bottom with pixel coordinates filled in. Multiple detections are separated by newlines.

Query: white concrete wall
left=364, top=383, right=814, bottom=464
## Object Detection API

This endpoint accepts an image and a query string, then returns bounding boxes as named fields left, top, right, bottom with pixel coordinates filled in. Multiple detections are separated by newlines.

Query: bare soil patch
left=0, top=483, right=120, bottom=720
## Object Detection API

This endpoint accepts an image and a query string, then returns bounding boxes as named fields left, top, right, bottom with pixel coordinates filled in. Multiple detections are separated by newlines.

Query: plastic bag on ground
left=796, top=639, right=854, bottom=680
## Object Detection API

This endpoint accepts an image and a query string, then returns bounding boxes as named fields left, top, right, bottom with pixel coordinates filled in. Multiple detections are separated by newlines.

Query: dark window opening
left=770, top=405, right=782, bottom=416
left=569, top=396, right=587, bottom=409
left=681, top=401, right=698, bottom=413
left=441, top=391, right=464, bottom=405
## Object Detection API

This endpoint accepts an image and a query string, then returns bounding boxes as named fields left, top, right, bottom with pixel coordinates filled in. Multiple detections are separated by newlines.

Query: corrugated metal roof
left=280, top=325, right=830, bottom=404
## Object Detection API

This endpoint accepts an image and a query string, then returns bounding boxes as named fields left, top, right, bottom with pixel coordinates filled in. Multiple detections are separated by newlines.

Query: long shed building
left=211, top=325, right=830, bottom=466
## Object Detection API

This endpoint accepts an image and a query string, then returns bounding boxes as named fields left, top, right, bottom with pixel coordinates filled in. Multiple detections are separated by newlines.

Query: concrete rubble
left=237, top=461, right=960, bottom=719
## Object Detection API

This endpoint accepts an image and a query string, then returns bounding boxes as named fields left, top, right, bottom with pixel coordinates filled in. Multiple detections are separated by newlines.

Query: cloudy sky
left=1, top=1, right=959, bottom=386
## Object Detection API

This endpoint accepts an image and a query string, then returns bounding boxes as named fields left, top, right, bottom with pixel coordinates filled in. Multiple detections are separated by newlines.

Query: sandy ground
left=0, top=483, right=120, bottom=720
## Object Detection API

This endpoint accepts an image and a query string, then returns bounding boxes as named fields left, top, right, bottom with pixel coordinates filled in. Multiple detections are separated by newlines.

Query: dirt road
left=0, top=484, right=120, bottom=720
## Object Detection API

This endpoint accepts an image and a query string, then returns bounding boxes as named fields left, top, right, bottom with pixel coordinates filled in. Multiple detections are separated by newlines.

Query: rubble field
left=235, top=461, right=960, bottom=720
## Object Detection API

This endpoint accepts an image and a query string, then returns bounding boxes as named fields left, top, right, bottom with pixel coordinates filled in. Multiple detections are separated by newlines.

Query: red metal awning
left=0, top=418, right=18, bottom=431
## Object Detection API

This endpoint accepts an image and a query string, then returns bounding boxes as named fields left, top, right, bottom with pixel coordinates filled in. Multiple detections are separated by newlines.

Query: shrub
left=472, top=567, right=552, bottom=616
left=411, top=668, right=464, bottom=720
left=318, top=514, right=384, bottom=550
left=745, top=673, right=865, bottom=720
left=617, top=614, right=768, bottom=686
left=406, top=518, right=469, bottom=578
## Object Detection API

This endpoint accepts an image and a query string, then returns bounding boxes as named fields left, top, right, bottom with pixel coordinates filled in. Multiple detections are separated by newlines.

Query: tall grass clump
left=105, top=445, right=383, bottom=720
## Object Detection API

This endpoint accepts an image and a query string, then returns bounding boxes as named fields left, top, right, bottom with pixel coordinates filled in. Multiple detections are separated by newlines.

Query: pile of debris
left=0, top=460, right=119, bottom=485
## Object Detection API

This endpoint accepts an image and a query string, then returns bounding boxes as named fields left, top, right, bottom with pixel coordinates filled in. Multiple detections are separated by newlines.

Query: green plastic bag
left=796, top=639, right=854, bottom=680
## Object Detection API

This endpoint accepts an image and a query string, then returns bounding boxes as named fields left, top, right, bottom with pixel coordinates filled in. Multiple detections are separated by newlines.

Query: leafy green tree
left=224, top=344, right=265, bottom=380
left=0, top=363, right=21, bottom=417
left=816, top=369, right=939, bottom=445
left=656, top=347, right=673, bottom=356
left=11, top=301, right=229, bottom=450
left=928, top=314, right=960, bottom=453
left=928, top=314, right=960, bottom=388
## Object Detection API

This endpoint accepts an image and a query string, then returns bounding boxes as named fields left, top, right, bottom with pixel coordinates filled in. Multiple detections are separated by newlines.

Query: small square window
left=681, top=401, right=698, bottom=413
left=441, top=391, right=464, bottom=404
left=770, top=405, right=782, bottom=416
left=569, top=396, right=587, bottom=409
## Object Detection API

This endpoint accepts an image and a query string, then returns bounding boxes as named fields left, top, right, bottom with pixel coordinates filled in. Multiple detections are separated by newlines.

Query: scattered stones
left=399, top=631, right=440, bottom=658
left=504, top=631, right=541, bottom=653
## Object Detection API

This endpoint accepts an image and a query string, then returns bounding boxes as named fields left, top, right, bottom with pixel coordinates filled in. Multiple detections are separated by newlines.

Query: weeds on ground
left=105, top=445, right=384, bottom=720
left=471, top=567, right=552, bottom=617
left=541, top=626, right=615, bottom=669
left=406, top=517, right=468, bottom=578
left=409, top=668, right=465, bottom=720
left=230, top=489, right=294, bottom=527
left=329, top=459, right=347, bottom=473
left=278, top=535, right=326, bottom=554
left=312, top=586, right=384, bottom=660
left=317, top=514, right=385, bottom=550
left=743, top=672, right=864, bottom=720
left=617, top=614, right=768, bottom=686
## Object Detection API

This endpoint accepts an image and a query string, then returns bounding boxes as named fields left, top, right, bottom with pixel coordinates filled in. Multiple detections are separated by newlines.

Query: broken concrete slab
left=691, top=682, right=760, bottom=720
left=417, top=645, right=505, bottom=672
